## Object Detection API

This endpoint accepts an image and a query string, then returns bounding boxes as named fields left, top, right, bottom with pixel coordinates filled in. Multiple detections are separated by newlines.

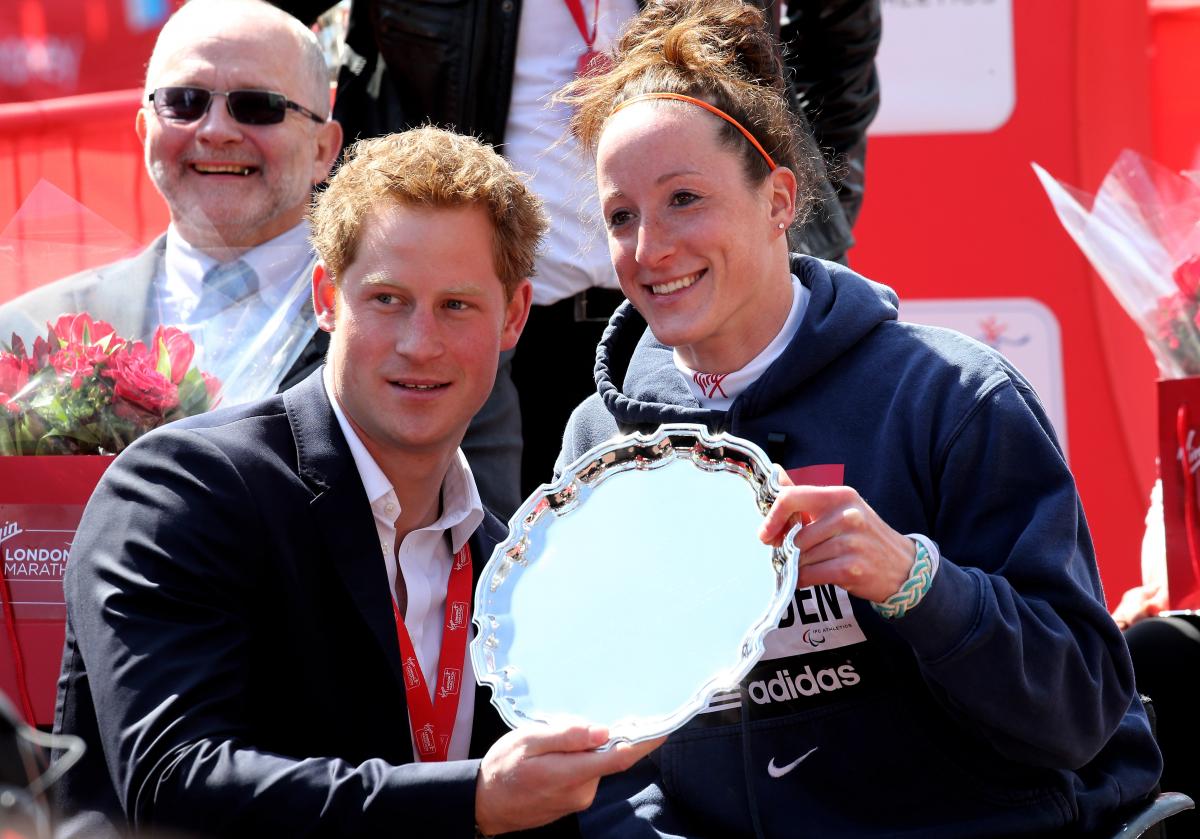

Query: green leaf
left=14, top=418, right=39, bottom=455
left=155, top=334, right=173, bottom=379
left=177, top=368, right=210, bottom=416
left=0, top=417, right=17, bottom=456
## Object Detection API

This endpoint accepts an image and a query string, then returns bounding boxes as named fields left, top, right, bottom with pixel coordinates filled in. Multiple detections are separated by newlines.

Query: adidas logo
left=747, top=664, right=860, bottom=704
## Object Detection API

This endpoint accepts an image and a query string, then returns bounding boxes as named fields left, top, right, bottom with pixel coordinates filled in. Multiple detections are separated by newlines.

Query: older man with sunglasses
left=0, top=0, right=342, bottom=394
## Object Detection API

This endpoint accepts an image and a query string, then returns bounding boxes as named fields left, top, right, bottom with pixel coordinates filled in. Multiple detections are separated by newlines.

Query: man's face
left=314, top=203, right=531, bottom=466
left=136, top=22, right=340, bottom=251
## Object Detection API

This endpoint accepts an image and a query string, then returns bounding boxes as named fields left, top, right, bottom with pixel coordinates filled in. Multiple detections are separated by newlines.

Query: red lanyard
left=564, top=0, right=607, bottom=76
left=391, top=543, right=473, bottom=762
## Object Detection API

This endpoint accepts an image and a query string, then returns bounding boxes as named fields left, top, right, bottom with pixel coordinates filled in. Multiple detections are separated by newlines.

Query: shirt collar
left=322, top=368, right=484, bottom=552
left=674, top=275, right=808, bottom=410
left=165, top=221, right=313, bottom=308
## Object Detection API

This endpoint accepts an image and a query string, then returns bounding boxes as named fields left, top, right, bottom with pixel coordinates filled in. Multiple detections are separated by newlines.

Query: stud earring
left=777, top=222, right=785, bottom=230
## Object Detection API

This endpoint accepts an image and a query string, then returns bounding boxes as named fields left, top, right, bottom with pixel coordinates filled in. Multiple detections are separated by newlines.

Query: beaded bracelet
left=871, top=539, right=933, bottom=620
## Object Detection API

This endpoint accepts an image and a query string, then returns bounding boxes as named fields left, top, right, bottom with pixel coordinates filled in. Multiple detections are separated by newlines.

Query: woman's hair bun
left=632, top=0, right=787, bottom=93
left=561, top=0, right=823, bottom=225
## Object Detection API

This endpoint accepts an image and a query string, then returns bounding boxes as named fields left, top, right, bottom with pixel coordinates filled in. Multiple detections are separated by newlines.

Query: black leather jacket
left=277, top=0, right=880, bottom=260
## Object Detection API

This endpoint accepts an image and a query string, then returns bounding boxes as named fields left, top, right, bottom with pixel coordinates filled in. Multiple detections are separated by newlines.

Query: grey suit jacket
left=0, top=234, right=327, bottom=391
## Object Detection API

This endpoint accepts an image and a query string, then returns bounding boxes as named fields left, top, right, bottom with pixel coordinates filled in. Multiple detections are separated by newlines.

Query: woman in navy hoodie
left=556, top=1, right=1162, bottom=836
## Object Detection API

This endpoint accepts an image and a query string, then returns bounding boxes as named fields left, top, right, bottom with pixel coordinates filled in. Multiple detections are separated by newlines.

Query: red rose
left=151, top=325, right=196, bottom=384
left=104, top=342, right=180, bottom=414
left=49, top=340, right=110, bottom=389
left=1174, top=256, right=1200, bottom=299
left=49, top=313, right=120, bottom=350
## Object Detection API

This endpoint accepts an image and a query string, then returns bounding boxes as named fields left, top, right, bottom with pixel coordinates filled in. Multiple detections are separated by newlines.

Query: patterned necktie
left=191, top=259, right=259, bottom=321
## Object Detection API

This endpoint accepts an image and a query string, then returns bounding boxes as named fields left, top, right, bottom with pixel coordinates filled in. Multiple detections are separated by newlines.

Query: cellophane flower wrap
left=0, top=182, right=318, bottom=453
left=1036, top=151, right=1200, bottom=608
left=0, top=314, right=218, bottom=455
left=1034, top=151, right=1200, bottom=378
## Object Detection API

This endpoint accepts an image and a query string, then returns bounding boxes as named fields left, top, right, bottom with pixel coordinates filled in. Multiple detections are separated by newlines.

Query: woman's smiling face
left=596, top=101, right=796, bottom=373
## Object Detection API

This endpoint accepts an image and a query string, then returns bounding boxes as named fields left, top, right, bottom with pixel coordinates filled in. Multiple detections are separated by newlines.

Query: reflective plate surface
left=471, top=423, right=798, bottom=747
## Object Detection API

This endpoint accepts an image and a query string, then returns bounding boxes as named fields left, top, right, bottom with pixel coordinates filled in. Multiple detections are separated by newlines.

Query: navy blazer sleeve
left=61, top=422, right=481, bottom=837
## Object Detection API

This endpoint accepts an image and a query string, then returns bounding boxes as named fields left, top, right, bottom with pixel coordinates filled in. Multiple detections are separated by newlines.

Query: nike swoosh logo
left=767, top=746, right=818, bottom=779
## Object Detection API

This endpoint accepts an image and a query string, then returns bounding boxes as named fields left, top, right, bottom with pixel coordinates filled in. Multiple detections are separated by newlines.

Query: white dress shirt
left=504, top=0, right=637, bottom=305
left=325, top=369, right=485, bottom=762
left=158, top=222, right=315, bottom=402
left=159, top=220, right=312, bottom=324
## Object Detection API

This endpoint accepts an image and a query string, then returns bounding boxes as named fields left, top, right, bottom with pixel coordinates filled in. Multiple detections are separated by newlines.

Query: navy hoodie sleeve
left=889, top=373, right=1137, bottom=769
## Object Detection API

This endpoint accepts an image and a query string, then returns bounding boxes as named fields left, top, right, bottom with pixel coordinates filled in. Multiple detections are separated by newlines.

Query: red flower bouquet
left=1034, top=151, right=1200, bottom=378
left=0, top=313, right=219, bottom=455
left=1036, top=150, right=1200, bottom=609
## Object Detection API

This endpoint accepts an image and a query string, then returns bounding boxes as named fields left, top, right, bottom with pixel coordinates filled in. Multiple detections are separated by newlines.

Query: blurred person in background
left=1112, top=480, right=1200, bottom=835
left=273, top=0, right=881, bottom=519
left=0, top=0, right=342, bottom=396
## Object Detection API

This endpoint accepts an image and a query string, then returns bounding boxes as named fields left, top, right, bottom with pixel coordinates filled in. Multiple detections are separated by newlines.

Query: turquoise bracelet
left=871, top=540, right=933, bottom=620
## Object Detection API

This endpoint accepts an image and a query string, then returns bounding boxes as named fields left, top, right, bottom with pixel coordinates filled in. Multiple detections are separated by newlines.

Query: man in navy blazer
left=52, top=126, right=658, bottom=837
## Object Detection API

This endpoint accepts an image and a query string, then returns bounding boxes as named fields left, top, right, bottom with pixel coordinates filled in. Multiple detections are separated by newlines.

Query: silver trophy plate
left=471, top=423, right=799, bottom=747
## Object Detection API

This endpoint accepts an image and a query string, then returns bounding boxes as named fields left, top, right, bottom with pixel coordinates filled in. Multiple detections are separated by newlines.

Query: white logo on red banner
left=1178, top=428, right=1200, bottom=476
left=438, top=667, right=460, bottom=698
left=415, top=723, right=437, bottom=756
left=390, top=544, right=473, bottom=763
left=448, top=600, right=468, bottom=631
left=0, top=520, right=24, bottom=546
left=403, top=656, right=421, bottom=689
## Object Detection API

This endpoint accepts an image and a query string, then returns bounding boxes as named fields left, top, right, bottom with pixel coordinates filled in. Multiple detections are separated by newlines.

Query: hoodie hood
left=595, top=254, right=899, bottom=429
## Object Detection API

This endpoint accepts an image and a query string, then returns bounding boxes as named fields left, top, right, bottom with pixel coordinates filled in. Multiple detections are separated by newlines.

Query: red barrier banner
left=0, top=455, right=112, bottom=724
left=0, top=0, right=181, bottom=104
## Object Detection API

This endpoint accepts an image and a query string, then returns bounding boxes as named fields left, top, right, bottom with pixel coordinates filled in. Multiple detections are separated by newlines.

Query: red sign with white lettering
left=1157, top=377, right=1200, bottom=609
left=0, top=455, right=112, bottom=724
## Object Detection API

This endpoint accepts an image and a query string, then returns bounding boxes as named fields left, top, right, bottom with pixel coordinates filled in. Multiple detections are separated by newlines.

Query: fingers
left=761, top=485, right=916, bottom=603
left=539, top=733, right=665, bottom=786
left=506, top=723, right=609, bottom=756
left=793, top=505, right=867, bottom=557
left=617, top=735, right=667, bottom=765
left=475, top=727, right=665, bottom=835
left=584, top=735, right=666, bottom=776
left=1112, top=585, right=1168, bottom=631
left=760, top=485, right=854, bottom=545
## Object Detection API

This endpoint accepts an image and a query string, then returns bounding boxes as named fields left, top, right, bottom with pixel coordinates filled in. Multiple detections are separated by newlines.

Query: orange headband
left=610, top=92, right=777, bottom=171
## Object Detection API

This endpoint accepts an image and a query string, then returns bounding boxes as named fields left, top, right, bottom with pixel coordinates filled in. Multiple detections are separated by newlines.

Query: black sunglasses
left=146, top=86, right=326, bottom=126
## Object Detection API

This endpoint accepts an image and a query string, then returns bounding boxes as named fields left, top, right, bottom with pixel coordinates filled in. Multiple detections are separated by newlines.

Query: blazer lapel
left=283, top=371, right=409, bottom=696
left=286, top=374, right=513, bottom=763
